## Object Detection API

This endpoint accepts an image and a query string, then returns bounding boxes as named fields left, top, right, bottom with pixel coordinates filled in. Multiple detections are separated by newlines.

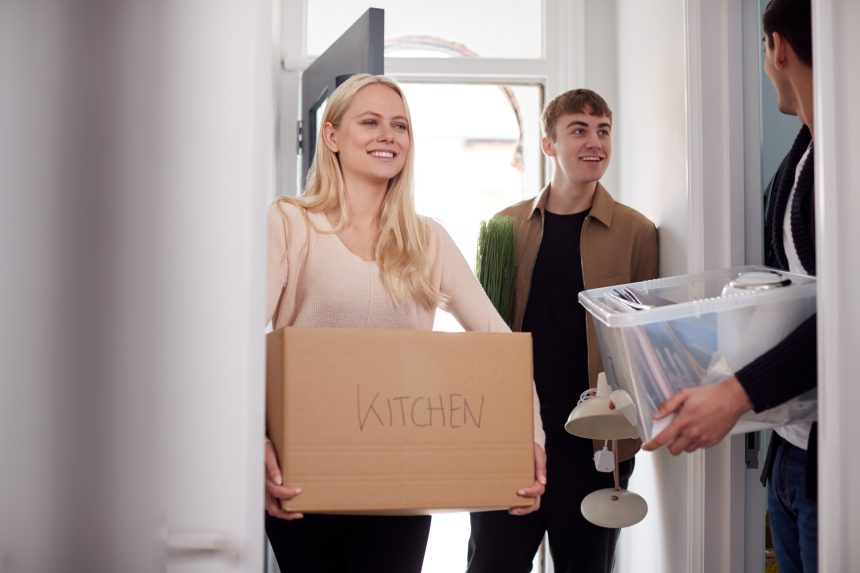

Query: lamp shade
left=564, top=374, right=639, bottom=440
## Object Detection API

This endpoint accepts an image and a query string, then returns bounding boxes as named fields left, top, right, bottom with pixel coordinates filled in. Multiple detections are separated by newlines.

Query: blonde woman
left=264, top=74, right=546, bottom=572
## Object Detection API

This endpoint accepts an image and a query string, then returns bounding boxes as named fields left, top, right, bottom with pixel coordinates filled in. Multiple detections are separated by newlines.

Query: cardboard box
left=266, top=326, right=535, bottom=515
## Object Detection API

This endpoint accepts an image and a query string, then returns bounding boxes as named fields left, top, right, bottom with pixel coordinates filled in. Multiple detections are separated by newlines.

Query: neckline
left=545, top=208, right=591, bottom=219
left=313, top=211, right=377, bottom=264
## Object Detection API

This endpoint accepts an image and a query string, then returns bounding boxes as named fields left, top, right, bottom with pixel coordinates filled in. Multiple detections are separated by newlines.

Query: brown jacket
left=497, top=182, right=659, bottom=461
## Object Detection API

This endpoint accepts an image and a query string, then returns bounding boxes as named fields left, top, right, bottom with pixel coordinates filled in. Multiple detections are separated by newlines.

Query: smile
left=580, top=156, right=603, bottom=162
left=369, top=150, right=396, bottom=159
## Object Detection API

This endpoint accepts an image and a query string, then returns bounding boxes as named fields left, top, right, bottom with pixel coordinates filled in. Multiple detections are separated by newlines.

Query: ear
left=541, top=135, right=556, bottom=157
left=322, top=122, right=338, bottom=153
left=772, top=31, right=788, bottom=69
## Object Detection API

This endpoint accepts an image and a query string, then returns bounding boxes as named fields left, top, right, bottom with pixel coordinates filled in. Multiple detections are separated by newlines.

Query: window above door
left=307, top=0, right=542, bottom=59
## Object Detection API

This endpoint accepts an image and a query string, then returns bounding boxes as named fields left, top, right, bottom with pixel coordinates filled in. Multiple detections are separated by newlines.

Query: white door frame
left=813, top=0, right=860, bottom=570
left=160, top=1, right=270, bottom=571
left=684, top=1, right=760, bottom=571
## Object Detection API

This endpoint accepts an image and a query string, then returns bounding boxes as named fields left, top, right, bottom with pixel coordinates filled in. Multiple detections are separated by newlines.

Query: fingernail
left=539, top=475, right=547, bottom=485
left=517, top=489, right=526, bottom=496
left=274, top=474, right=282, bottom=485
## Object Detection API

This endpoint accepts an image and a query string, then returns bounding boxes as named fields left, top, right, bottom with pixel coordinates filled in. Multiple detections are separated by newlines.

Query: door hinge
left=296, top=120, right=303, bottom=153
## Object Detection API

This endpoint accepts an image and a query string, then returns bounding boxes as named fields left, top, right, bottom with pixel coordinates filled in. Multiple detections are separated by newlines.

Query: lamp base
left=580, top=488, right=648, bottom=528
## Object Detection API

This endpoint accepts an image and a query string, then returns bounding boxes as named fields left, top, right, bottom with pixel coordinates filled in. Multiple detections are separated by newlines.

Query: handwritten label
left=357, top=385, right=485, bottom=430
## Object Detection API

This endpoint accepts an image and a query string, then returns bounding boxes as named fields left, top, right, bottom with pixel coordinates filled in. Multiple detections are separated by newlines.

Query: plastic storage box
left=579, top=266, right=817, bottom=441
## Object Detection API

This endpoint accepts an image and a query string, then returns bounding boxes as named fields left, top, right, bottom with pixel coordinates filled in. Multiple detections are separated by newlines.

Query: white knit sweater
left=266, top=201, right=545, bottom=447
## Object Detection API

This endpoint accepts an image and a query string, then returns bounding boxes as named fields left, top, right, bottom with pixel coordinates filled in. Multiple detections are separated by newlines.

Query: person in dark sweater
left=466, top=89, right=658, bottom=573
left=642, top=1, right=818, bottom=570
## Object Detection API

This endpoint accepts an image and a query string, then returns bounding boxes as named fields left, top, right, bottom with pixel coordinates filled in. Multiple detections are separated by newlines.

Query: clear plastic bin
left=578, top=266, right=817, bottom=441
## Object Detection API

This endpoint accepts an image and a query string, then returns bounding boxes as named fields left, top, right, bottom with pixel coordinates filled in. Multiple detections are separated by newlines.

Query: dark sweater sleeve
left=735, top=313, right=817, bottom=412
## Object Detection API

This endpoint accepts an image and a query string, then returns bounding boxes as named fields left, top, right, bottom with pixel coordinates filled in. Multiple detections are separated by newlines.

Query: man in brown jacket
left=467, top=89, right=658, bottom=573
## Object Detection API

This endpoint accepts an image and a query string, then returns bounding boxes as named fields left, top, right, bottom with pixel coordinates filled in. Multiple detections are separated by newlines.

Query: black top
left=737, top=126, right=816, bottom=412
left=738, top=125, right=818, bottom=497
left=522, top=209, right=590, bottom=447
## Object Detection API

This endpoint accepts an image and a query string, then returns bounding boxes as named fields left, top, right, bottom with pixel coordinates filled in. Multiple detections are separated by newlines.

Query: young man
left=642, top=0, right=818, bottom=570
left=466, top=89, right=658, bottom=573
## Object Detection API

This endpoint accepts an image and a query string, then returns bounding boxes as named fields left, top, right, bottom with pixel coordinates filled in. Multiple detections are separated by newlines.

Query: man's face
left=542, top=112, right=612, bottom=186
left=763, top=33, right=798, bottom=116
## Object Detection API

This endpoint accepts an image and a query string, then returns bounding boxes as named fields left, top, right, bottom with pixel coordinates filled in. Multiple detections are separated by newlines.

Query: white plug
left=594, top=441, right=615, bottom=473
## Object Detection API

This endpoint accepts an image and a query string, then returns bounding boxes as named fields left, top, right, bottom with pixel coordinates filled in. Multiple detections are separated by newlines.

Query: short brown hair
left=542, top=89, right=613, bottom=140
left=763, top=0, right=812, bottom=67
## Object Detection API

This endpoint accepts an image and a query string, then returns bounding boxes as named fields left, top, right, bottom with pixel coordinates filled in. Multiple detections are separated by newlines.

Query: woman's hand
left=264, top=438, right=304, bottom=520
left=508, top=442, right=547, bottom=516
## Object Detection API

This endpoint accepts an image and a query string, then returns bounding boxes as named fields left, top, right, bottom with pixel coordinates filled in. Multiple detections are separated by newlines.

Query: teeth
left=370, top=151, right=394, bottom=158
left=581, top=156, right=602, bottom=161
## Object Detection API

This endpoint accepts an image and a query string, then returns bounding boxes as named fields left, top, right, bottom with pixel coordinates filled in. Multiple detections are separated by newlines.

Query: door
left=159, top=1, right=272, bottom=572
left=299, top=7, right=384, bottom=186
left=1, top=2, right=274, bottom=572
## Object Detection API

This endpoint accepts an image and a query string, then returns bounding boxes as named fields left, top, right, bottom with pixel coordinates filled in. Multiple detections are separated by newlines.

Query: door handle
left=745, top=431, right=760, bottom=469
left=164, top=529, right=243, bottom=562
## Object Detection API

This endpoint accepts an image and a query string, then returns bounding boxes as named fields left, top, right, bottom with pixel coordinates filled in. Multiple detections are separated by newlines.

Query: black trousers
left=266, top=513, right=431, bottom=572
left=467, top=445, right=634, bottom=573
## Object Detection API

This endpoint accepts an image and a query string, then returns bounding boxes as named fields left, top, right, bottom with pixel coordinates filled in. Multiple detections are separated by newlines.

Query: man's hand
left=642, top=376, right=753, bottom=455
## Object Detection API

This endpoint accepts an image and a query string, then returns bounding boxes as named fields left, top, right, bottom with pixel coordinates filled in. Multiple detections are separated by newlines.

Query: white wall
left=615, top=0, right=689, bottom=269
left=610, top=1, right=692, bottom=570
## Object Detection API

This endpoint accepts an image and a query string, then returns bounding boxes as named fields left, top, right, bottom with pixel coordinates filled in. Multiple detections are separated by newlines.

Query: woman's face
left=324, top=83, right=410, bottom=188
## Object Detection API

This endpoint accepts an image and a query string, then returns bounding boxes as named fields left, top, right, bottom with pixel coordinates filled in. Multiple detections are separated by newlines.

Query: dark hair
left=763, top=0, right=812, bottom=66
left=541, top=89, right=612, bottom=140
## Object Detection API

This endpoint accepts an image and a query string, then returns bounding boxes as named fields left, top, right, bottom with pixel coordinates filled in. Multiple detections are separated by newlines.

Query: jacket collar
left=529, top=181, right=615, bottom=227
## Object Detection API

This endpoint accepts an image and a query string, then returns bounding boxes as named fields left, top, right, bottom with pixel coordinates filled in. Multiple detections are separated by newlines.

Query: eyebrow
left=566, top=120, right=612, bottom=130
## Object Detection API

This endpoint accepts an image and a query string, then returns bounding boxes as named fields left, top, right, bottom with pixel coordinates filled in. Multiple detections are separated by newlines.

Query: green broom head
left=476, top=215, right=515, bottom=326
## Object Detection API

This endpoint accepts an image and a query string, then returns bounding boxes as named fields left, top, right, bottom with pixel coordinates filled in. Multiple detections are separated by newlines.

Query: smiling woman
left=277, top=74, right=438, bottom=305
left=264, top=73, right=547, bottom=573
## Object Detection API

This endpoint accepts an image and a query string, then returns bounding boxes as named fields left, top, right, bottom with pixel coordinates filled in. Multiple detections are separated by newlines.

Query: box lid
left=579, top=265, right=816, bottom=327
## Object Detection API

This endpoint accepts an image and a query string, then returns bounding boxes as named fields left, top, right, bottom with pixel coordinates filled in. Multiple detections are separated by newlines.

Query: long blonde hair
left=278, top=74, right=439, bottom=308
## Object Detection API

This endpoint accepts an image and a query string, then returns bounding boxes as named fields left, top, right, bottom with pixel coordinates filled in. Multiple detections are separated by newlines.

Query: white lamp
left=565, top=373, right=648, bottom=528
left=564, top=374, right=639, bottom=439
